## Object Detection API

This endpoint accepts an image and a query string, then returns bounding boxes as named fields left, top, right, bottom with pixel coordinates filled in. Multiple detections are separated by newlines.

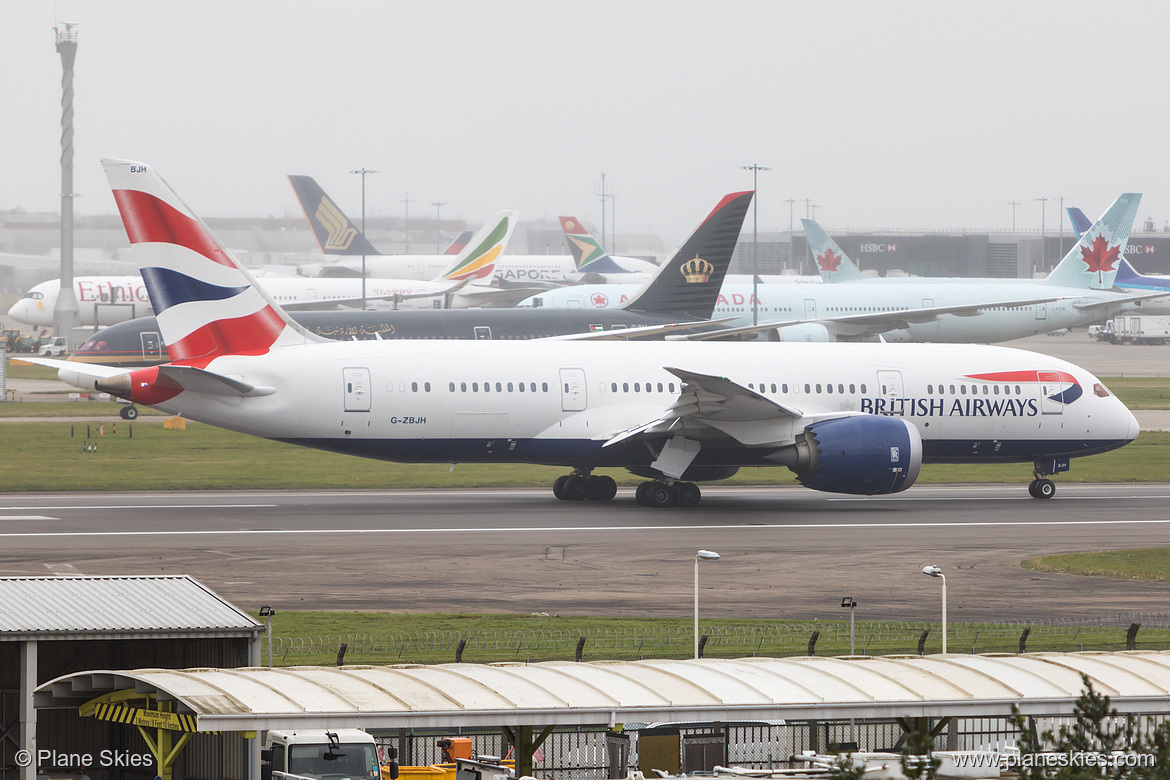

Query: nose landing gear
left=1028, top=458, right=1067, bottom=499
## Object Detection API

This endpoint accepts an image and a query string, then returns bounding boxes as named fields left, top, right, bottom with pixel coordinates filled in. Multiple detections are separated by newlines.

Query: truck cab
left=262, top=729, right=391, bottom=780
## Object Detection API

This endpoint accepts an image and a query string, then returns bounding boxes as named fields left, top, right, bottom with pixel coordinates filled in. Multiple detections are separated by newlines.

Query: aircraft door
left=140, top=331, right=162, bottom=362
left=1038, top=371, right=1064, bottom=415
left=921, top=298, right=934, bottom=309
left=560, top=367, right=587, bottom=411
left=804, top=299, right=817, bottom=318
left=1035, top=303, right=1047, bottom=321
left=474, top=326, right=492, bottom=340
left=877, top=370, right=904, bottom=414
left=343, top=367, right=371, bottom=412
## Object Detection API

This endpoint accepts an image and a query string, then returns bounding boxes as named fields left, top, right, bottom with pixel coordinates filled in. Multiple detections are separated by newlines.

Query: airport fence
left=267, top=612, right=1170, bottom=667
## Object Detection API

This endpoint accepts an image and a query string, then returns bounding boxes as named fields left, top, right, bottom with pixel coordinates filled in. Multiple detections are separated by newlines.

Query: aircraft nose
left=1126, top=408, right=1141, bottom=442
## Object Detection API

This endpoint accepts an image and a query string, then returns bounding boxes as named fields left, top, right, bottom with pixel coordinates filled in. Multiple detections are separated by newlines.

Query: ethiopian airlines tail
left=1044, top=193, right=1140, bottom=289
left=288, top=174, right=383, bottom=256
left=559, top=216, right=631, bottom=274
left=105, top=159, right=326, bottom=366
left=802, top=219, right=867, bottom=282
left=437, top=211, right=517, bottom=281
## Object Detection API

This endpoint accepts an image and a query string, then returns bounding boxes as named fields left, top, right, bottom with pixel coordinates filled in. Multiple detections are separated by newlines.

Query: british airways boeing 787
left=31, top=160, right=1140, bottom=506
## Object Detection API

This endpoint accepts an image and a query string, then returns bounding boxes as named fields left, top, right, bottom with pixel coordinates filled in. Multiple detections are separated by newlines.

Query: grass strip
left=1023, top=548, right=1170, bottom=582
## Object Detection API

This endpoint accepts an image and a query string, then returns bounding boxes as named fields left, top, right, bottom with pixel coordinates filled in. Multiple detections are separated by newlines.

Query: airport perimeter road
left=3, top=484, right=1170, bottom=622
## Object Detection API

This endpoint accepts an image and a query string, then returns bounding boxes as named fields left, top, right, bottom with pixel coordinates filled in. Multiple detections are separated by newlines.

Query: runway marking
left=44, top=563, right=82, bottom=575
left=0, top=504, right=279, bottom=511
left=6, top=517, right=1170, bottom=539
left=0, top=516, right=57, bottom=521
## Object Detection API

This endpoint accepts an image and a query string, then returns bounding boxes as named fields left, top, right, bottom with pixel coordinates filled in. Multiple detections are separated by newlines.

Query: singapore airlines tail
left=288, top=174, right=384, bottom=256
left=802, top=219, right=867, bottom=282
left=1043, top=193, right=1139, bottom=289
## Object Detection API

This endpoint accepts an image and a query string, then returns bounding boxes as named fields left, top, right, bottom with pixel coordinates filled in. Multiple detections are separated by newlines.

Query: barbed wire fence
left=268, top=611, right=1170, bottom=667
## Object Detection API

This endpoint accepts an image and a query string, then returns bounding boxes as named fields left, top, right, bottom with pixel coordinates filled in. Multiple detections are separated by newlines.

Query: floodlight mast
left=694, top=550, right=720, bottom=659
left=921, top=566, right=946, bottom=653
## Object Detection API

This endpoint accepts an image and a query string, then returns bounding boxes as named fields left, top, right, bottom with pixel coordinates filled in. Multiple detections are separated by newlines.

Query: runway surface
left=3, top=484, right=1170, bottom=622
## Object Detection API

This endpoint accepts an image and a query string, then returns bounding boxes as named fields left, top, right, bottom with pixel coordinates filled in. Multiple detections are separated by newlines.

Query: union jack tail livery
left=1044, top=193, right=1140, bottom=289
left=103, top=159, right=325, bottom=367
left=802, top=219, right=867, bottom=282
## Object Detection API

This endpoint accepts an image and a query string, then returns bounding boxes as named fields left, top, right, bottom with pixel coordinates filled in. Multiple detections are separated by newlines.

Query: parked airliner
left=290, top=175, right=657, bottom=283
left=31, top=160, right=1140, bottom=507
left=6, top=213, right=522, bottom=328
left=1069, top=205, right=1170, bottom=315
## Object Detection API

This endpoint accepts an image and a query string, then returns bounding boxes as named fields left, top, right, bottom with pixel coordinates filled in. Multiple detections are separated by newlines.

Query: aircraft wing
left=453, top=285, right=548, bottom=308
left=1073, top=290, right=1170, bottom=311
left=672, top=296, right=1066, bottom=341
left=603, top=367, right=808, bottom=449
left=541, top=318, right=737, bottom=341
left=15, top=356, right=127, bottom=379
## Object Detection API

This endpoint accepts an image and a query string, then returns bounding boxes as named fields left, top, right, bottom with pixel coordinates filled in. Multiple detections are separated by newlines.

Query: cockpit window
left=1093, top=383, right=1111, bottom=398
left=24, top=291, right=44, bottom=300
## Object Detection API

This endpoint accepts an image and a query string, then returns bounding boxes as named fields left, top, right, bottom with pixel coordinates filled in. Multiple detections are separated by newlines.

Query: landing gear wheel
left=648, top=483, right=676, bottom=508
left=588, top=475, right=617, bottom=501
left=1028, top=479, right=1039, bottom=498
left=120, top=405, right=138, bottom=420
left=1035, top=478, right=1056, bottom=499
left=553, top=475, right=570, bottom=500
left=675, top=482, right=701, bottom=507
left=635, top=482, right=654, bottom=506
left=564, top=474, right=589, bottom=500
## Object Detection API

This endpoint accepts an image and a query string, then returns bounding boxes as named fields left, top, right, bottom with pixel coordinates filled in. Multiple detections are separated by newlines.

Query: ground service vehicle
left=262, top=729, right=395, bottom=780
left=1108, top=315, right=1170, bottom=345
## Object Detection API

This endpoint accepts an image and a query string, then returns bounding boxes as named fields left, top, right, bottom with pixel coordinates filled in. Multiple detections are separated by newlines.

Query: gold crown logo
left=681, top=255, right=714, bottom=284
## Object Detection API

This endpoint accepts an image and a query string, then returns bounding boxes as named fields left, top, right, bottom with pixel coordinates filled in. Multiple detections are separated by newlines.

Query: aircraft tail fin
left=103, top=159, right=327, bottom=367
left=436, top=211, right=518, bottom=281
left=559, top=216, right=629, bottom=274
left=443, top=230, right=474, bottom=255
left=288, top=175, right=383, bottom=256
left=623, top=191, right=753, bottom=318
left=802, top=219, right=867, bottom=282
left=1044, top=193, right=1140, bottom=289
left=1067, top=206, right=1093, bottom=240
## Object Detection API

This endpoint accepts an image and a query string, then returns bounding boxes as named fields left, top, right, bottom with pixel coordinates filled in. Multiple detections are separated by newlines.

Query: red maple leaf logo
left=590, top=292, right=609, bottom=308
left=817, top=249, right=842, bottom=272
left=1080, top=235, right=1119, bottom=285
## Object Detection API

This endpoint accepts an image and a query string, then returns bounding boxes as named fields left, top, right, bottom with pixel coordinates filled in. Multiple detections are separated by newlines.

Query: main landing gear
left=552, top=470, right=618, bottom=502
left=635, top=480, right=701, bottom=508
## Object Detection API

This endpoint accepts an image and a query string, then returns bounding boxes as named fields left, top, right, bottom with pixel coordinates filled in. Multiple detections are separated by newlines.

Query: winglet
left=802, top=219, right=866, bottom=282
left=288, top=175, right=383, bottom=256
left=1045, top=193, right=1140, bottom=289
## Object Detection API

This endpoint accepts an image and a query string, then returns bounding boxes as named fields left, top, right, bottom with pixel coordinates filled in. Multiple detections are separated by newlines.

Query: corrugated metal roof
left=34, top=651, right=1170, bottom=731
left=0, top=576, right=262, bottom=639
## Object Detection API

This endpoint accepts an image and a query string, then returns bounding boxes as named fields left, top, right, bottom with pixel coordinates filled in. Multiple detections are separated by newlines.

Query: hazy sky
left=2, top=1, right=1167, bottom=249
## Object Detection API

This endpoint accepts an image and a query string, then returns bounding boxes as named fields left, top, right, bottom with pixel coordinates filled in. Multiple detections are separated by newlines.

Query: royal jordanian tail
left=288, top=175, right=383, bottom=256
left=622, top=191, right=753, bottom=319
left=1044, top=193, right=1140, bottom=289
left=802, top=219, right=867, bottom=282
left=559, top=216, right=633, bottom=274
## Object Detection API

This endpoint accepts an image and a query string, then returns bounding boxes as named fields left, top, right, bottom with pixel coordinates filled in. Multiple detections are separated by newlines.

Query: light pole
left=1057, top=196, right=1067, bottom=257
left=741, top=164, right=770, bottom=326
left=921, top=566, right=946, bottom=654
left=1035, top=197, right=1049, bottom=273
left=432, top=201, right=447, bottom=254
left=694, top=550, right=720, bottom=659
left=840, top=597, right=857, bottom=655
left=784, top=198, right=796, bottom=272
left=402, top=193, right=414, bottom=254
left=259, top=605, right=275, bottom=667
left=349, top=168, right=378, bottom=309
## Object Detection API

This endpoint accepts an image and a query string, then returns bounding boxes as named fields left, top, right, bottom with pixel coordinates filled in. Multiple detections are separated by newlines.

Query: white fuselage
left=521, top=279, right=1142, bottom=342
left=92, top=340, right=1136, bottom=469
left=310, top=253, right=657, bottom=285
left=6, top=275, right=497, bottom=327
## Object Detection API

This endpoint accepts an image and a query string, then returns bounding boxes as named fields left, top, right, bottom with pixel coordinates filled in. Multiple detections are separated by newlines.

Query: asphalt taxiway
left=3, top=484, right=1169, bottom=622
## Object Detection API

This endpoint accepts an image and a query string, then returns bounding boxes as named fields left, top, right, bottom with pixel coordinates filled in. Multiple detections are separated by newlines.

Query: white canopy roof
left=36, top=652, right=1170, bottom=731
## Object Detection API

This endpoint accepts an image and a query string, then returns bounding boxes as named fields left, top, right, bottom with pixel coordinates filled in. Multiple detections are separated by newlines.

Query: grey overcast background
left=2, top=0, right=1167, bottom=249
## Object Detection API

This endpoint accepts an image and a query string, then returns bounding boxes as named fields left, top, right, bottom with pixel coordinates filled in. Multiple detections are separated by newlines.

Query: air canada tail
left=104, top=159, right=325, bottom=367
left=288, top=174, right=383, bottom=256
left=437, top=211, right=518, bottom=281
left=1044, top=193, right=1140, bottom=289
left=559, top=216, right=631, bottom=274
left=622, top=191, right=753, bottom=318
left=802, top=219, right=867, bottom=282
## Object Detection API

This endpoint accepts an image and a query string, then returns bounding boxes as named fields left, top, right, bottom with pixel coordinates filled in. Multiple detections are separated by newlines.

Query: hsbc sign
left=860, top=243, right=898, bottom=253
